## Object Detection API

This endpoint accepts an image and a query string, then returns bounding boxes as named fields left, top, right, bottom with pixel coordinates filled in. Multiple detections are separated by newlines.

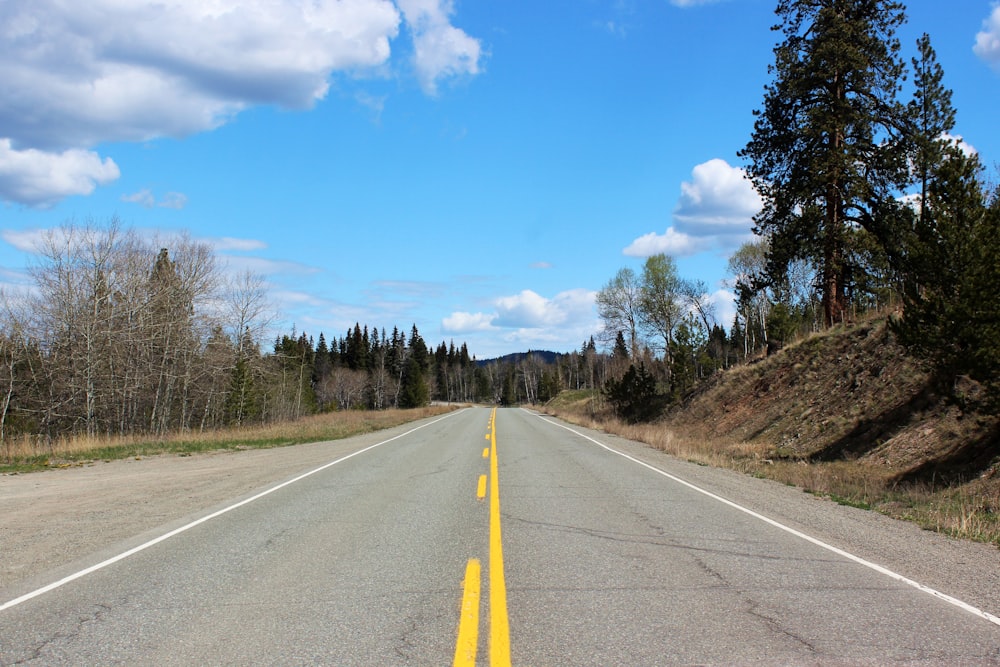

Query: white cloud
left=0, top=1, right=402, bottom=152
left=623, top=227, right=709, bottom=258
left=121, top=188, right=155, bottom=208
left=0, top=0, right=482, bottom=206
left=0, top=139, right=120, bottom=207
left=708, top=288, right=737, bottom=329
left=624, top=158, right=760, bottom=258
left=442, top=311, right=496, bottom=333
left=443, top=288, right=596, bottom=335
left=397, top=0, right=483, bottom=94
left=942, top=132, right=977, bottom=157
left=974, top=5, right=1000, bottom=68
left=494, top=290, right=553, bottom=328
left=673, top=158, right=762, bottom=236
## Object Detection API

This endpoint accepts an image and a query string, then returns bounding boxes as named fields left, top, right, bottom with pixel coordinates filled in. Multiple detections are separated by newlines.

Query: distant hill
left=476, top=350, right=562, bottom=367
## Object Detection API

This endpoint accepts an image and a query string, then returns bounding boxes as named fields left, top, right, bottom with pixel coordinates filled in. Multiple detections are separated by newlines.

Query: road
left=2, top=406, right=1000, bottom=665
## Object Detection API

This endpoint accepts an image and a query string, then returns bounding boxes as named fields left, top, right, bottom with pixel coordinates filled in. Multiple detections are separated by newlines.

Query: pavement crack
left=12, top=602, right=112, bottom=665
left=743, top=596, right=820, bottom=655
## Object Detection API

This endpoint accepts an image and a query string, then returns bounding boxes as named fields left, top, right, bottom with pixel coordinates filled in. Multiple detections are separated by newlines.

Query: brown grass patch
left=1, top=405, right=460, bottom=471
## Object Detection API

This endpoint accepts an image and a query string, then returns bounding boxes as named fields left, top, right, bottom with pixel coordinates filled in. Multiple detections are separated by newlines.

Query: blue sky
left=2, top=0, right=999, bottom=358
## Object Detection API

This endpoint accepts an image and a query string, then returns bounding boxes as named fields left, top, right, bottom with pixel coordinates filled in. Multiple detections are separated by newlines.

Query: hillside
left=664, top=318, right=1000, bottom=486
left=543, top=317, right=1000, bottom=544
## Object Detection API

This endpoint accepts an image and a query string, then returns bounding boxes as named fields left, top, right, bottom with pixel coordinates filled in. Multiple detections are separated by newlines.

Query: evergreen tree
left=612, top=331, right=630, bottom=360
left=313, top=332, right=331, bottom=386
left=908, top=33, right=956, bottom=227
left=893, top=150, right=1000, bottom=404
left=226, top=356, right=260, bottom=425
left=740, top=0, right=908, bottom=326
left=604, top=363, right=661, bottom=423
left=408, top=325, right=429, bottom=373
left=398, top=356, right=430, bottom=408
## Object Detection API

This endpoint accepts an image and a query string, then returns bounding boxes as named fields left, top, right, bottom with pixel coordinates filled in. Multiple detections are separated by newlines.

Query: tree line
left=0, top=219, right=626, bottom=445
left=0, top=220, right=498, bottom=444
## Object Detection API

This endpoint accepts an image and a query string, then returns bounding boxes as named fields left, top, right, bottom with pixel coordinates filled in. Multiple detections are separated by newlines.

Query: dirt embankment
left=666, top=319, right=1000, bottom=485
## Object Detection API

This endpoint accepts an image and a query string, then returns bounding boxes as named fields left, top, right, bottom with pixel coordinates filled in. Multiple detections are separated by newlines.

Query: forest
left=0, top=220, right=618, bottom=444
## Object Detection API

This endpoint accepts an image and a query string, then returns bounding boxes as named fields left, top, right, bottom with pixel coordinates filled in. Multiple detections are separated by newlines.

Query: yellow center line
left=489, top=406, right=511, bottom=666
left=482, top=447, right=489, bottom=459
left=477, top=474, right=487, bottom=500
left=453, top=559, right=481, bottom=667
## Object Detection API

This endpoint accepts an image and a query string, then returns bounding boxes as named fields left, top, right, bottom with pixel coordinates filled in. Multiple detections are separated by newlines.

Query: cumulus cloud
left=442, top=288, right=596, bottom=334
left=624, top=158, right=761, bottom=258
left=0, top=0, right=481, bottom=206
left=442, top=311, right=495, bottom=333
left=673, top=158, right=763, bottom=236
left=943, top=133, right=977, bottom=157
left=397, top=0, right=483, bottom=94
left=0, top=140, right=120, bottom=208
left=708, top=288, right=737, bottom=331
left=975, top=5, right=1000, bottom=68
left=0, top=1, right=402, bottom=152
left=624, top=227, right=709, bottom=258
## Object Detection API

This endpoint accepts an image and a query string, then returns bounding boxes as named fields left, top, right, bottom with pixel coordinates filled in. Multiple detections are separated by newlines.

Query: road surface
left=2, top=406, right=999, bottom=665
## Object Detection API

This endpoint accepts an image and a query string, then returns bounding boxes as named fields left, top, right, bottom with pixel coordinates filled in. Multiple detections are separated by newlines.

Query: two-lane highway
left=3, top=407, right=1000, bottom=665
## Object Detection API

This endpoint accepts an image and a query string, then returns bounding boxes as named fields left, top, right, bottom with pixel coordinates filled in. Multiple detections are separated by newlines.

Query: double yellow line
left=454, top=407, right=511, bottom=666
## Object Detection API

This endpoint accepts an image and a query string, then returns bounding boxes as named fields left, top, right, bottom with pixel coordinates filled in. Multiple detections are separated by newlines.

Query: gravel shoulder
left=0, top=429, right=409, bottom=594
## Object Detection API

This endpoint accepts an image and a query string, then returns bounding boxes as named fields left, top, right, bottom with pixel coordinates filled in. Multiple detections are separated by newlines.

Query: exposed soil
left=666, top=318, right=1000, bottom=485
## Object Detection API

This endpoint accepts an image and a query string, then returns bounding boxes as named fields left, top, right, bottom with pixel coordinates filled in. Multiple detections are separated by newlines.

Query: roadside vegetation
left=0, top=405, right=457, bottom=474
left=542, top=316, right=1000, bottom=546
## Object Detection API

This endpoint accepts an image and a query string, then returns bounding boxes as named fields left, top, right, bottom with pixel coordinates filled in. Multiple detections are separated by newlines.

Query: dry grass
left=0, top=405, right=460, bottom=472
left=543, top=397, right=1000, bottom=546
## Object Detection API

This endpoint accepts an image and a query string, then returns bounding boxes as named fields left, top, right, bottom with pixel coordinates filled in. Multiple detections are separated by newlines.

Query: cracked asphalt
left=3, top=407, right=1000, bottom=665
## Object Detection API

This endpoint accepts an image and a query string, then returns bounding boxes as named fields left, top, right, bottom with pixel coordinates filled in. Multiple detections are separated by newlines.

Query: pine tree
left=612, top=331, right=629, bottom=360
left=909, top=33, right=956, bottom=226
left=740, top=0, right=908, bottom=326
left=893, top=149, right=999, bottom=403
left=399, top=356, right=430, bottom=408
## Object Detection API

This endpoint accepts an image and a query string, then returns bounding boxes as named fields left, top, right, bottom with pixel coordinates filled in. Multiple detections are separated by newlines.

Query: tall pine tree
left=740, top=0, right=907, bottom=326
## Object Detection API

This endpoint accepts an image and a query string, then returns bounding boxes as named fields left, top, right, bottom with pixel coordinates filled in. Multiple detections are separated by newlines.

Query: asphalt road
left=2, top=406, right=1000, bottom=665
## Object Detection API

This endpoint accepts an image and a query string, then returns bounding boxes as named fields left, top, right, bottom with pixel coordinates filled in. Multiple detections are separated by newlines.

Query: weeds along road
left=2, top=407, right=1000, bottom=665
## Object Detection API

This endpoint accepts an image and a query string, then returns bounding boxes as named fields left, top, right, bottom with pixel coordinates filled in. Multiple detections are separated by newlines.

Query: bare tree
left=596, top=267, right=643, bottom=357
left=222, top=269, right=274, bottom=356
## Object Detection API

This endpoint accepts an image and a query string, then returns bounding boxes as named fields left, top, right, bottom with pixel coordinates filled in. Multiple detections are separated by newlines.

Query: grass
left=0, top=405, right=460, bottom=474
left=542, top=400, right=1000, bottom=547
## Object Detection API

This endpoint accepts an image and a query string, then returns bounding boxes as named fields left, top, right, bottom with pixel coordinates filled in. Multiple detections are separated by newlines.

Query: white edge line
left=532, top=411, right=1000, bottom=628
left=0, top=410, right=462, bottom=613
